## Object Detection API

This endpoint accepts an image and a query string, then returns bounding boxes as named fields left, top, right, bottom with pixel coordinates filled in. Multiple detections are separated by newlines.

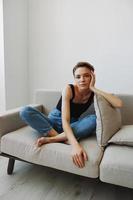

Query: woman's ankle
left=47, top=129, right=58, bottom=137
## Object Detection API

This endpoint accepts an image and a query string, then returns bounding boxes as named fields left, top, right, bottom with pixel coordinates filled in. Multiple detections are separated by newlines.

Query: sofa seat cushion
left=100, top=144, right=133, bottom=188
left=1, top=126, right=103, bottom=178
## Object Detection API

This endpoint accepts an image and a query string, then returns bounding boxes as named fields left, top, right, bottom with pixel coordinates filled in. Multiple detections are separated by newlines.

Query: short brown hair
left=73, top=62, right=94, bottom=76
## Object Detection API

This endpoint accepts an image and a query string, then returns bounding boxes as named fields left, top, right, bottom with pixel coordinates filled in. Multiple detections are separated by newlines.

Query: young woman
left=20, top=62, right=122, bottom=168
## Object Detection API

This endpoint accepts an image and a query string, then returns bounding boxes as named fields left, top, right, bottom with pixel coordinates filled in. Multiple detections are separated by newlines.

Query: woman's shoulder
left=62, top=84, right=74, bottom=91
left=62, top=84, right=74, bottom=99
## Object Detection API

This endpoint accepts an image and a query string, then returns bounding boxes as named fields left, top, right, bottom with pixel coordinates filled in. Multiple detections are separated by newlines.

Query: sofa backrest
left=34, top=90, right=133, bottom=125
left=34, top=89, right=61, bottom=114
left=117, top=94, right=133, bottom=125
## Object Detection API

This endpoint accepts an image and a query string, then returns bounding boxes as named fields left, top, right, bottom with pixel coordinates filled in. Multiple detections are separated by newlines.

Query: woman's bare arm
left=90, top=72, right=123, bottom=108
left=61, top=85, right=88, bottom=168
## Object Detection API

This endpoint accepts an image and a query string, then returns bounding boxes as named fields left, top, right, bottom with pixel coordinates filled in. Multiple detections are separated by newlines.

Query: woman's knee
left=19, top=106, right=34, bottom=120
left=71, top=115, right=96, bottom=139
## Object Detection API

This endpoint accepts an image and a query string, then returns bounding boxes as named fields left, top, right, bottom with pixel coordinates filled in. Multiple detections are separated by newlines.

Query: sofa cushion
left=100, top=144, right=133, bottom=189
left=109, top=125, right=133, bottom=146
left=0, top=126, right=103, bottom=178
left=94, top=94, right=122, bottom=147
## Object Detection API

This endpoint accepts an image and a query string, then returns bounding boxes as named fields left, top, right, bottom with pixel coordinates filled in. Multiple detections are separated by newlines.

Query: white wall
left=3, top=0, right=133, bottom=107
left=0, top=0, right=6, bottom=112
left=3, top=0, right=29, bottom=109
left=29, top=0, right=133, bottom=101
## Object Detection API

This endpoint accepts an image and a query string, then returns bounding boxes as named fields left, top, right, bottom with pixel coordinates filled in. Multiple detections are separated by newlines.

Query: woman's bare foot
left=36, top=137, right=50, bottom=147
left=35, top=132, right=69, bottom=147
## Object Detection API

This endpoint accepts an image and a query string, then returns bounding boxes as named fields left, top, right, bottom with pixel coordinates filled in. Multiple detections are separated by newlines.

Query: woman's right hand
left=71, top=143, right=88, bottom=168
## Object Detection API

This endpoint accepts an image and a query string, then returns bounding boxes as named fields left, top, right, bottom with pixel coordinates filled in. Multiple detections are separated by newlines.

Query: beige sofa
left=0, top=90, right=133, bottom=189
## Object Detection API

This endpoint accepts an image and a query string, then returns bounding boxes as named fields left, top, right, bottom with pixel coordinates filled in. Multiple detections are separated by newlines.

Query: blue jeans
left=19, top=106, right=96, bottom=140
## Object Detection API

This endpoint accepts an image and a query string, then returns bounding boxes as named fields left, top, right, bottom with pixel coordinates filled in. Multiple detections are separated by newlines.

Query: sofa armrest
left=0, top=104, right=43, bottom=138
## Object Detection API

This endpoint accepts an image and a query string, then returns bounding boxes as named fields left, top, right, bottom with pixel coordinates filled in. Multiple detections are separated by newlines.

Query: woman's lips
left=80, top=83, right=86, bottom=86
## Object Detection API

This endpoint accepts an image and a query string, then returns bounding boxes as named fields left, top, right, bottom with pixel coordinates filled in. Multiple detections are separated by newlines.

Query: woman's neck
left=76, top=86, right=91, bottom=96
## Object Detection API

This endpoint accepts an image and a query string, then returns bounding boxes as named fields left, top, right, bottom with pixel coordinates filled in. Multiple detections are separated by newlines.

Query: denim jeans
left=20, top=106, right=96, bottom=140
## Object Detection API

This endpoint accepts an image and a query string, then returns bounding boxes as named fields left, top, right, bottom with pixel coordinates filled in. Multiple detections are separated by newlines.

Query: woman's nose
left=80, top=76, right=85, bottom=81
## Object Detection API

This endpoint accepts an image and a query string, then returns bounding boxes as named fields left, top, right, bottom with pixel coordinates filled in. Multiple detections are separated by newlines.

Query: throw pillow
left=94, top=94, right=122, bottom=147
left=109, top=125, right=133, bottom=146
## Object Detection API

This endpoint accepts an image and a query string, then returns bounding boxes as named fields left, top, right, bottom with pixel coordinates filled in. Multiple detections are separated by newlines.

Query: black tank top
left=56, top=84, right=94, bottom=118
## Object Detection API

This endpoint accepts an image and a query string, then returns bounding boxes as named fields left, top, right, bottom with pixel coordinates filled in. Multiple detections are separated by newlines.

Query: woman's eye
left=84, top=74, right=91, bottom=78
left=75, top=74, right=90, bottom=79
left=75, top=76, right=80, bottom=79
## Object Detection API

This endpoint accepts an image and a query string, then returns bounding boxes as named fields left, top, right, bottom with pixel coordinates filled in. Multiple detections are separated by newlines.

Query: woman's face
left=74, top=67, right=91, bottom=90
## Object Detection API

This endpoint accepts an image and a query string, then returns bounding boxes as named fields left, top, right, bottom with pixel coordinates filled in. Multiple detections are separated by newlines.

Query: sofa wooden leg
left=7, top=158, right=15, bottom=175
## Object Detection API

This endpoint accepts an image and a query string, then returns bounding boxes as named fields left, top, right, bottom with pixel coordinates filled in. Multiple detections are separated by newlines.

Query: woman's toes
left=36, top=137, right=43, bottom=147
left=36, top=137, right=49, bottom=147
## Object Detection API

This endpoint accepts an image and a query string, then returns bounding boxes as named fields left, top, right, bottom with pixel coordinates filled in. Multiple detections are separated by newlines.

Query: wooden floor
left=0, top=157, right=133, bottom=200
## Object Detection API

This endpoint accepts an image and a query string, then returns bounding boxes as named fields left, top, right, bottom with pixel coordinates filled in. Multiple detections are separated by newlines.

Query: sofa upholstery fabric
left=100, top=144, right=133, bottom=189
left=94, top=94, right=122, bottom=147
left=1, top=126, right=103, bottom=178
left=0, top=104, right=42, bottom=139
left=109, top=125, right=133, bottom=146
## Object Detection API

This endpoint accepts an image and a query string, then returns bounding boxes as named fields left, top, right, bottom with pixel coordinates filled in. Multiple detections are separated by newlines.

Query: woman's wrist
left=90, top=87, right=103, bottom=96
